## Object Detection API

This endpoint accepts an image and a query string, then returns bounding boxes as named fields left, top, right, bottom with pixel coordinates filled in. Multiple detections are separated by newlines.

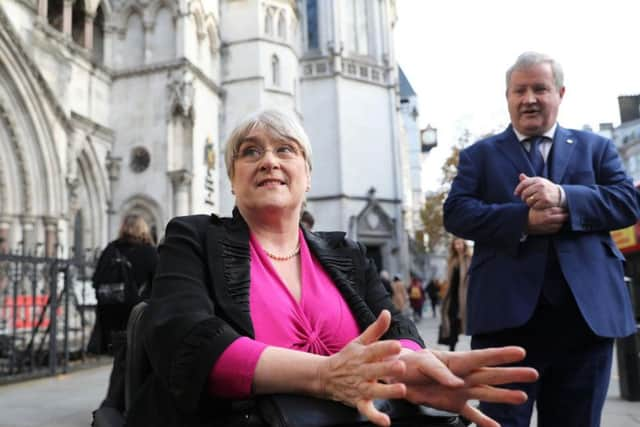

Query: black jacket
left=126, top=211, right=423, bottom=426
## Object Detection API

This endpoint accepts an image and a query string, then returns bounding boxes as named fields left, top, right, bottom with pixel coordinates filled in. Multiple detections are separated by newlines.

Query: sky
left=394, top=0, right=640, bottom=189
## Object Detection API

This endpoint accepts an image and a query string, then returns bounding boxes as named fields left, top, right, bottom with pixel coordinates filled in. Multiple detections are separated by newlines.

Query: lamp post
left=420, top=124, right=438, bottom=153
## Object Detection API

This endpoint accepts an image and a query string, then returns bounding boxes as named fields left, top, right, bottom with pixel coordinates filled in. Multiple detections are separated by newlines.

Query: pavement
left=0, top=312, right=639, bottom=427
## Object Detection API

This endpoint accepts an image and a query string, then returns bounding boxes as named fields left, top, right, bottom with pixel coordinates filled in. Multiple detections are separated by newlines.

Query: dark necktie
left=527, top=136, right=546, bottom=176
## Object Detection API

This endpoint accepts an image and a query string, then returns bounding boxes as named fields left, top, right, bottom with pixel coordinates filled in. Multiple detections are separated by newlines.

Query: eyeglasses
left=234, top=141, right=303, bottom=163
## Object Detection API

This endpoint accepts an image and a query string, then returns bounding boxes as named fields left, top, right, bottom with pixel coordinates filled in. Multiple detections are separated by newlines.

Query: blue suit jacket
left=444, top=125, right=640, bottom=338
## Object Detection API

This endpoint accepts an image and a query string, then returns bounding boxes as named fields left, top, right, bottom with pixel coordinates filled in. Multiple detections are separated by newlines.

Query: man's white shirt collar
left=514, top=123, right=558, bottom=142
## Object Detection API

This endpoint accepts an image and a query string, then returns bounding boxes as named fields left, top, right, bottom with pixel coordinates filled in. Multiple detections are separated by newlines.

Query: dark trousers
left=471, top=297, right=613, bottom=427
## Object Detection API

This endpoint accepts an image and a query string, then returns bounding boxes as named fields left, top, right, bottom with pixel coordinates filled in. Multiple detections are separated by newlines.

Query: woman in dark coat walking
left=90, top=214, right=158, bottom=412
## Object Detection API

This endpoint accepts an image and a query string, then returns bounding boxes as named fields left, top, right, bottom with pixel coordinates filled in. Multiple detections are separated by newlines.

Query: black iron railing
left=0, top=249, right=98, bottom=381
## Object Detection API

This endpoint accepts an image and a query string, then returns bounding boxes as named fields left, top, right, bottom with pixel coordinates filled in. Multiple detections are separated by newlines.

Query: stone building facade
left=0, top=0, right=424, bottom=279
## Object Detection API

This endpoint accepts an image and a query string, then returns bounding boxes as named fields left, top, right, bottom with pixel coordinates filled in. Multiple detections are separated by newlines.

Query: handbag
left=257, top=394, right=463, bottom=427
left=95, top=247, right=138, bottom=305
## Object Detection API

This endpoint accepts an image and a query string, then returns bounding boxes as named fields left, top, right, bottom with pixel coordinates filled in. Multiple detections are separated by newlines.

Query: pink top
left=209, top=230, right=421, bottom=398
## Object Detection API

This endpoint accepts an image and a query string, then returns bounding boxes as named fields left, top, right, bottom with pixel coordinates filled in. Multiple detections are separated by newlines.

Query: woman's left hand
left=393, top=346, right=538, bottom=427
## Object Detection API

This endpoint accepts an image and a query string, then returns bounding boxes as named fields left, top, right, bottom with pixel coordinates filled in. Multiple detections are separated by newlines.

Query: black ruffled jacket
left=126, top=210, right=423, bottom=426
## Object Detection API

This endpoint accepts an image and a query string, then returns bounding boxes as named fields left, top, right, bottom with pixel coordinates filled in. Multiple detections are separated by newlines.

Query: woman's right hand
left=316, top=310, right=408, bottom=427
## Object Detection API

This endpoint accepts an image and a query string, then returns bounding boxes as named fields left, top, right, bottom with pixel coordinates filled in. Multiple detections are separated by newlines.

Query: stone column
left=168, top=169, right=192, bottom=218
left=44, top=216, right=59, bottom=257
left=20, top=215, right=37, bottom=255
left=143, top=23, right=153, bottom=64
left=38, top=0, right=48, bottom=19
left=84, top=13, right=94, bottom=50
left=63, top=0, right=73, bottom=36
left=0, top=215, right=11, bottom=254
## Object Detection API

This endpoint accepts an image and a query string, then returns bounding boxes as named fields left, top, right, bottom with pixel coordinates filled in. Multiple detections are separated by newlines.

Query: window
left=264, top=8, right=274, bottom=35
left=277, top=11, right=286, bottom=39
left=271, top=54, right=280, bottom=86
left=306, top=0, right=319, bottom=49
left=47, top=0, right=63, bottom=32
left=344, top=0, right=369, bottom=56
left=71, top=0, right=86, bottom=45
left=93, top=5, right=105, bottom=63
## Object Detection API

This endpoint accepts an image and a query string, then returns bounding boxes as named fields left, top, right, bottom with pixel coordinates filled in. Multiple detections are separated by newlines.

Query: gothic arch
left=0, top=97, right=32, bottom=215
left=116, top=3, right=145, bottom=36
left=147, top=0, right=178, bottom=25
left=87, top=0, right=113, bottom=17
left=119, top=194, right=163, bottom=242
left=0, top=9, right=69, bottom=221
left=74, top=145, right=109, bottom=251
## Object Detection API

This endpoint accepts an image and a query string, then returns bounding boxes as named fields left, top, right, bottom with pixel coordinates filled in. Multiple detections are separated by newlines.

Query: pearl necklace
left=264, top=242, right=301, bottom=261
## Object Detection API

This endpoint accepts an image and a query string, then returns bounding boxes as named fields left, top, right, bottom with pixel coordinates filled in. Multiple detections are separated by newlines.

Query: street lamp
left=420, top=125, right=438, bottom=153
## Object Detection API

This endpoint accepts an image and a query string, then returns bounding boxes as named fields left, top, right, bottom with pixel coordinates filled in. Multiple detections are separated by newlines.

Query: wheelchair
left=93, top=302, right=464, bottom=427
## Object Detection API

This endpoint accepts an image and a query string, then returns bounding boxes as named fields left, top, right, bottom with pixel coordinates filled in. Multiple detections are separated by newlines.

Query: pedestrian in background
left=408, top=276, right=426, bottom=322
left=444, top=51, right=640, bottom=427
left=89, top=214, right=158, bottom=413
left=439, top=238, right=470, bottom=351
left=391, top=275, right=408, bottom=313
left=425, top=278, right=440, bottom=318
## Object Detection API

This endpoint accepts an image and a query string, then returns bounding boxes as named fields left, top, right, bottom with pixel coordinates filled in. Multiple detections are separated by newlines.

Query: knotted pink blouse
left=209, top=230, right=420, bottom=398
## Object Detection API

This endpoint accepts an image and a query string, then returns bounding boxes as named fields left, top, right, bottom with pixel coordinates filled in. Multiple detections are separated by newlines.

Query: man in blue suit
left=444, top=51, right=640, bottom=427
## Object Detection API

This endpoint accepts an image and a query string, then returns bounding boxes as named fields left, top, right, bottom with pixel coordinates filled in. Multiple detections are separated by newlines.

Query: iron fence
left=0, top=249, right=98, bottom=382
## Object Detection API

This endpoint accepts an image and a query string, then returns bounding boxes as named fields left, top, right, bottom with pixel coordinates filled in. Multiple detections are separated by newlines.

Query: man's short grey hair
left=224, top=109, right=313, bottom=179
left=506, top=51, right=564, bottom=90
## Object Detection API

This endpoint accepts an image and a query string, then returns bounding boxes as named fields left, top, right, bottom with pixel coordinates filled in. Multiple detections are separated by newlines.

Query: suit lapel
left=549, top=126, right=576, bottom=183
left=495, top=126, right=536, bottom=176
left=206, top=212, right=254, bottom=337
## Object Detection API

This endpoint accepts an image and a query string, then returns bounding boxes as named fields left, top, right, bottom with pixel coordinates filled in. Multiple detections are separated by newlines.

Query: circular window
left=130, top=146, right=150, bottom=173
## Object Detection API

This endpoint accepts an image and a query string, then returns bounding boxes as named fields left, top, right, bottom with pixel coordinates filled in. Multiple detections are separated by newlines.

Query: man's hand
left=514, top=174, right=561, bottom=209
left=527, top=207, right=568, bottom=234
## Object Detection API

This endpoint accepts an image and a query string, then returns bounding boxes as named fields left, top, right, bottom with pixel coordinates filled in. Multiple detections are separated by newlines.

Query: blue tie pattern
left=527, top=136, right=546, bottom=176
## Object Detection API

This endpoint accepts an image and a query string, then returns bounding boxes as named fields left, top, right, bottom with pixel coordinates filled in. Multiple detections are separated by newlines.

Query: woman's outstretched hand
left=395, top=347, right=539, bottom=427
left=317, top=310, right=407, bottom=427
left=318, top=311, right=538, bottom=427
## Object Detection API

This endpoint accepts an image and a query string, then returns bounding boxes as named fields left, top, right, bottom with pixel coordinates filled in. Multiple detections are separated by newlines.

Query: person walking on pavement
left=444, top=51, right=640, bottom=427
left=425, top=278, right=440, bottom=318
left=439, top=238, right=470, bottom=351
left=391, top=275, right=408, bottom=314
left=89, top=214, right=158, bottom=414
left=408, top=276, right=426, bottom=322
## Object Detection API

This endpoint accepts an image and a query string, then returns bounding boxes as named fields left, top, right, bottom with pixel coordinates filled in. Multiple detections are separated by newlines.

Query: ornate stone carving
left=106, top=153, right=122, bottom=181
left=167, top=68, right=195, bottom=118
left=66, top=175, right=81, bottom=211
left=0, top=7, right=73, bottom=132
left=168, top=169, right=193, bottom=190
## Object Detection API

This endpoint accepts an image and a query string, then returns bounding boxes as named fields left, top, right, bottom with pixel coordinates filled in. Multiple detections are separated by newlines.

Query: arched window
left=47, top=0, right=64, bottom=31
left=71, top=0, right=85, bottom=45
left=264, top=8, right=273, bottom=35
left=124, top=13, right=145, bottom=68
left=151, top=7, right=176, bottom=62
left=271, top=54, right=280, bottom=86
left=277, top=11, right=286, bottom=40
left=306, top=0, right=319, bottom=49
left=93, top=4, right=105, bottom=64
left=345, top=0, right=369, bottom=56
